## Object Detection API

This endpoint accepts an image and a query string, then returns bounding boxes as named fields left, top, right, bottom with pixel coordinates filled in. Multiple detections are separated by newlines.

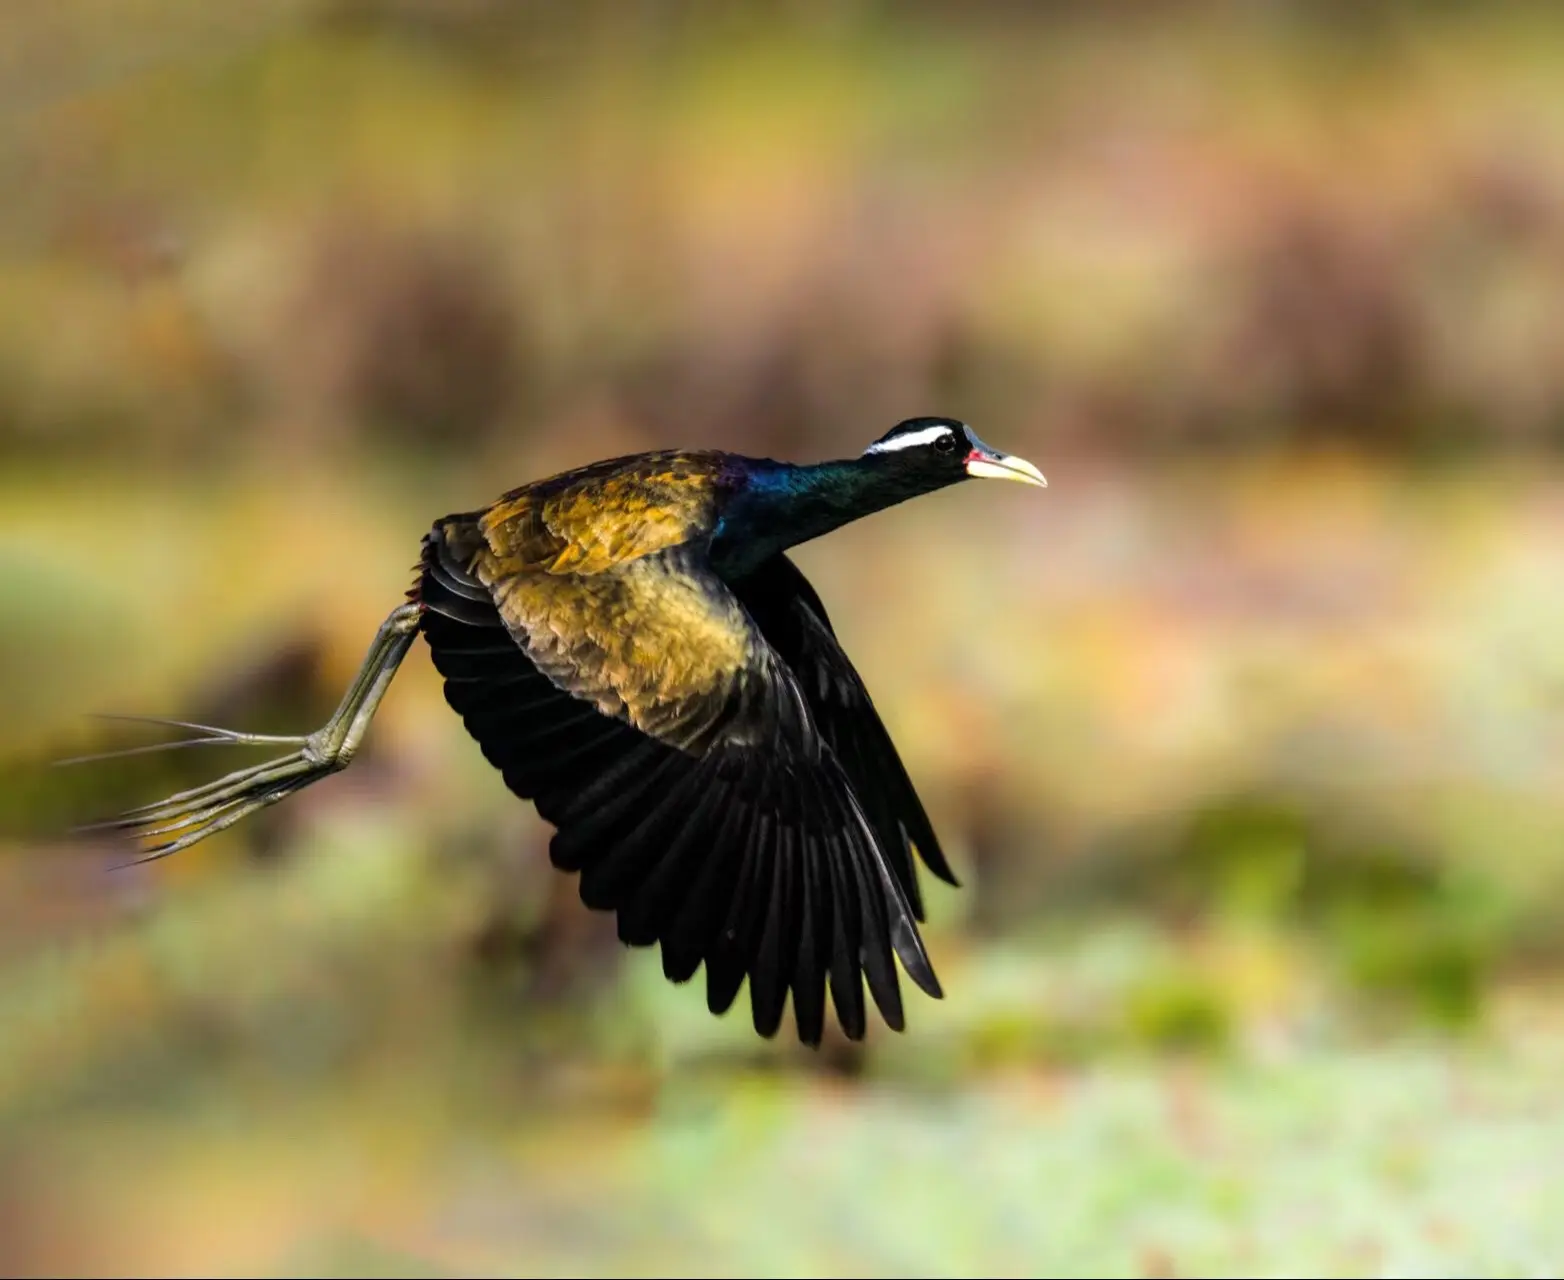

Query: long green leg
left=68, top=603, right=422, bottom=866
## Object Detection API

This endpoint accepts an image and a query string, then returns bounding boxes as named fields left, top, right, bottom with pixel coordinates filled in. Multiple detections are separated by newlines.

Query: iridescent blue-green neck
left=710, top=456, right=955, bottom=579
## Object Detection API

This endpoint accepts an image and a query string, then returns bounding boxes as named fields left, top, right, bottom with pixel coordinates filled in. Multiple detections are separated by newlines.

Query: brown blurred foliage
left=5, top=5, right=1564, bottom=1271
left=6, top=1, right=1564, bottom=471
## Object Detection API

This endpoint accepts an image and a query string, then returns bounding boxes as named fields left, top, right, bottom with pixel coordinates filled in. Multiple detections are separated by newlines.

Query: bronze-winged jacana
left=85, top=418, right=1046, bottom=1046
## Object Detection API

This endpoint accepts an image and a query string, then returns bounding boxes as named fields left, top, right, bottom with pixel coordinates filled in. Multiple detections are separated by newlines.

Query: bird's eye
left=935, top=433, right=957, bottom=454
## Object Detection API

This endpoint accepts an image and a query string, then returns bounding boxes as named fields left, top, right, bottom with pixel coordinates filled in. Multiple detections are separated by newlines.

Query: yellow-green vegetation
left=7, top=2, right=1564, bottom=1274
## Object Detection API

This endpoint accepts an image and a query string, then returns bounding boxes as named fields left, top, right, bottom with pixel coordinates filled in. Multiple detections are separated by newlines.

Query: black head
left=862, top=417, right=1047, bottom=491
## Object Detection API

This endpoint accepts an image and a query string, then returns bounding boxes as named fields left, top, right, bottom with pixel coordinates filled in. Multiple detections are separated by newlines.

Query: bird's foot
left=71, top=730, right=339, bottom=866
left=61, top=602, right=421, bottom=867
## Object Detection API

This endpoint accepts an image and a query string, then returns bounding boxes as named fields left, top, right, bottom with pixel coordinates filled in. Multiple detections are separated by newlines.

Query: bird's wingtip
left=891, top=918, right=944, bottom=1000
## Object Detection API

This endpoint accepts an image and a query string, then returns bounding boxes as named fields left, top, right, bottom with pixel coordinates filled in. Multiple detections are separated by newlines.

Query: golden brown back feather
left=479, top=450, right=730, bottom=576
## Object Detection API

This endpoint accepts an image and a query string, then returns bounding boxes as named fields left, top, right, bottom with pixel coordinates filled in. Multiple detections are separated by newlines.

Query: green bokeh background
left=5, top=3, right=1564, bottom=1275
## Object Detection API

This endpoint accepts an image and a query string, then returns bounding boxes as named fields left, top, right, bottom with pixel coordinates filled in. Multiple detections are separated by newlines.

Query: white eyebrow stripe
left=864, top=425, right=955, bottom=455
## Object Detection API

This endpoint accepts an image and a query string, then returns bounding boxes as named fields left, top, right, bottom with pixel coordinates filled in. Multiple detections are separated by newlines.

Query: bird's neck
left=712, top=456, right=944, bottom=578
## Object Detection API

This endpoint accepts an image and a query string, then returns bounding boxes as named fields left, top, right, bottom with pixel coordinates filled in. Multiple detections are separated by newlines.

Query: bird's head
left=861, top=417, right=1047, bottom=492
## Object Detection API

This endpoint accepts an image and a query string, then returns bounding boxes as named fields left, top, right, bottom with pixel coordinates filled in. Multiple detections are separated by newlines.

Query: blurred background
left=5, top=1, right=1564, bottom=1274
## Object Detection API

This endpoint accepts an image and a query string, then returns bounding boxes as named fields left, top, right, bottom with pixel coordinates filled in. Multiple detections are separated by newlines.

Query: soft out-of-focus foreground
left=6, top=3, right=1564, bottom=1275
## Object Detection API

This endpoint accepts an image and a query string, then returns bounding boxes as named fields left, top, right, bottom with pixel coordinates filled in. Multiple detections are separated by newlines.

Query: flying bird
left=83, top=418, right=1046, bottom=1046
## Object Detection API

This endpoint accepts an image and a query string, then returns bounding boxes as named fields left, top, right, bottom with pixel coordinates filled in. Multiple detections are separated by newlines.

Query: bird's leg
left=73, top=602, right=422, bottom=866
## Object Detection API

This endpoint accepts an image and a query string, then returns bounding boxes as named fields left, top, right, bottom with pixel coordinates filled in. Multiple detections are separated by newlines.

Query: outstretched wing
left=416, top=479, right=942, bottom=1046
left=732, top=554, right=959, bottom=921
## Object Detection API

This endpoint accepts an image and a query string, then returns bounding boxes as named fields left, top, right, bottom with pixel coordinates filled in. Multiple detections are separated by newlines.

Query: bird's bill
left=964, top=444, right=1047, bottom=488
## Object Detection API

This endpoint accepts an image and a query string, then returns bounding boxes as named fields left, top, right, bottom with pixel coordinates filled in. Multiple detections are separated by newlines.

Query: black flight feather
left=733, top=554, right=959, bottom=915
